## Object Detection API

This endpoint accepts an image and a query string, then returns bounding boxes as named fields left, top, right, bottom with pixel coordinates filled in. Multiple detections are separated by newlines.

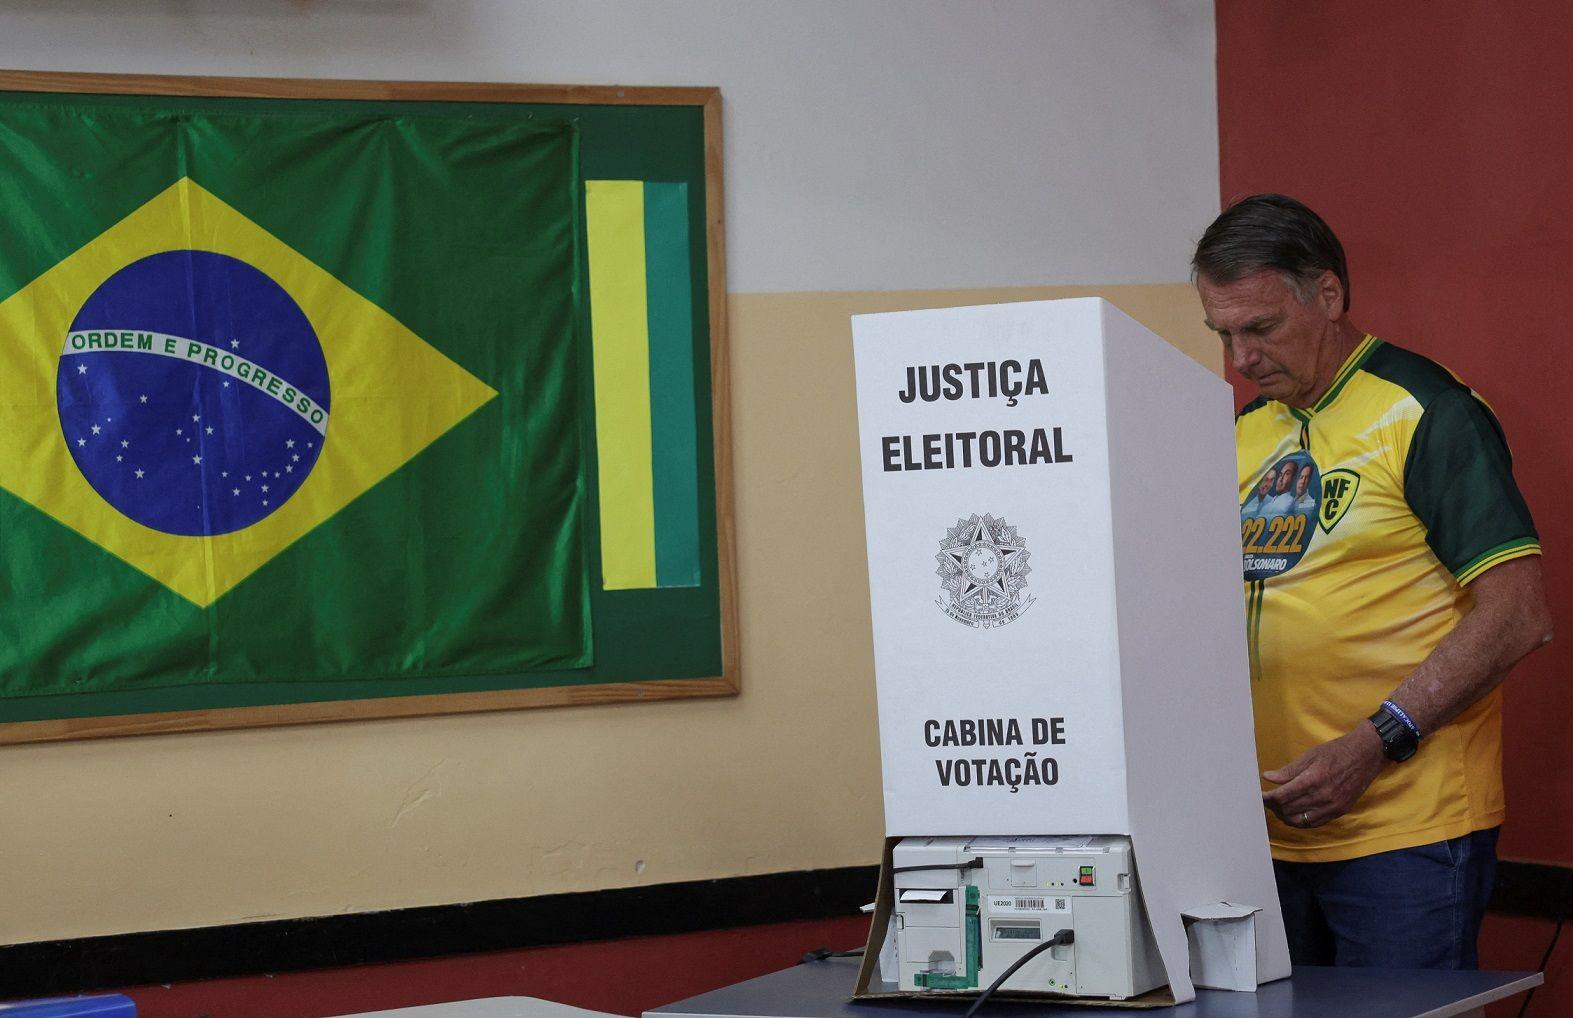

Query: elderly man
left=1193, top=194, right=1552, bottom=969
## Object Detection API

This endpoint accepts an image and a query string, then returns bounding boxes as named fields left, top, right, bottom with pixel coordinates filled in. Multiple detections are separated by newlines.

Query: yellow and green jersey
left=1235, top=334, right=1539, bottom=863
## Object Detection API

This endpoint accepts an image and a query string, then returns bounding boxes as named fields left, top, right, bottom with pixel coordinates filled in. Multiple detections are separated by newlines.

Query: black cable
left=799, top=946, right=866, bottom=963
left=960, top=929, right=1074, bottom=1018
left=1516, top=915, right=1565, bottom=1018
left=891, top=859, right=985, bottom=875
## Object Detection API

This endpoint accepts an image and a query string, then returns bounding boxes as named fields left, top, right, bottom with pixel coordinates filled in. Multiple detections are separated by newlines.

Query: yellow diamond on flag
left=0, top=177, right=497, bottom=607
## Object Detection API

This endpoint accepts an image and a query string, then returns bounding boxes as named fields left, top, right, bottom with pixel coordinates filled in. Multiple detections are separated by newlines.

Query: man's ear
left=1318, top=270, right=1345, bottom=320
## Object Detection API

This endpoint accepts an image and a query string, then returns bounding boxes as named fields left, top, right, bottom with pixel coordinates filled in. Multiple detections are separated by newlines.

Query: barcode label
left=989, top=895, right=1072, bottom=915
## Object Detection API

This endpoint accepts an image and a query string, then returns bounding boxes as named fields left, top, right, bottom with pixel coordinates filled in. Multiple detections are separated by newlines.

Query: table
left=645, top=957, right=1542, bottom=1018
left=334, top=999, right=621, bottom=1018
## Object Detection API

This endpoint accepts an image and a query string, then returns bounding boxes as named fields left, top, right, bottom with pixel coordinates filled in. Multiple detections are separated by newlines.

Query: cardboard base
left=852, top=839, right=1176, bottom=1009
left=850, top=984, right=1176, bottom=1009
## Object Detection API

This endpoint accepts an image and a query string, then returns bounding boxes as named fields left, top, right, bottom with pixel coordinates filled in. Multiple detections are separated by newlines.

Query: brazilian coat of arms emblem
left=935, top=513, right=1034, bottom=628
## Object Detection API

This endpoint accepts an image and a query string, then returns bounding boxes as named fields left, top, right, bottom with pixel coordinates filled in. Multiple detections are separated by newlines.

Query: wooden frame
left=0, top=71, right=738, bottom=744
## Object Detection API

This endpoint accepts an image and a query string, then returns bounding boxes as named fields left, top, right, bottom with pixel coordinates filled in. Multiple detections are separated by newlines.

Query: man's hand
left=1262, top=723, right=1385, bottom=828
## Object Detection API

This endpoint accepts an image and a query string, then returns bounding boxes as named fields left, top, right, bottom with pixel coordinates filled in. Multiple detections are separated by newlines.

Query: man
left=1261, top=459, right=1297, bottom=519
left=1242, top=465, right=1278, bottom=516
left=1193, top=194, right=1552, bottom=969
left=1291, top=464, right=1316, bottom=514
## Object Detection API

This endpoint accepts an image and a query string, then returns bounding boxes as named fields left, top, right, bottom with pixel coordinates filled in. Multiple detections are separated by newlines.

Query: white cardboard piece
left=1183, top=903, right=1262, bottom=992
left=850, top=298, right=1291, bottom=1003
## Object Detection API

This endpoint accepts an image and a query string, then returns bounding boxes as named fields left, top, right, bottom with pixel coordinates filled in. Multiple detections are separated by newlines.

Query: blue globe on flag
left=56, top=250, right=331, bottom=537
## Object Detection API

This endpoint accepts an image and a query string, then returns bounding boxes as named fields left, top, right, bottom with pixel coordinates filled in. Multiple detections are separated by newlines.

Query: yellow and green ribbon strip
left=586, top=179, right=702, bottom=590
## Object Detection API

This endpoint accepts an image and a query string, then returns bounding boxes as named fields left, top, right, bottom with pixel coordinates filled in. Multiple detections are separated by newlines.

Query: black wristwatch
left=1368, top=703, right=1421, bottom=762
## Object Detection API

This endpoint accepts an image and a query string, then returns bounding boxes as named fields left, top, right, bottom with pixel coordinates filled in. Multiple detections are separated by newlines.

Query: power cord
left=891, top=859, right=986, bottom=875
left=960, top=928, right=1074, bottom=1018
left=1516, top=915, right=1565, bottom=1018
left=799, top=946, right=865, bottom=963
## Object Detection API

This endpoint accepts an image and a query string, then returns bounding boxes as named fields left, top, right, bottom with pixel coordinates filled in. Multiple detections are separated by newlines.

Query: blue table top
left=646, top=957, right=1542, bottom=1018
left=0, top=996, right=135, bottom=1017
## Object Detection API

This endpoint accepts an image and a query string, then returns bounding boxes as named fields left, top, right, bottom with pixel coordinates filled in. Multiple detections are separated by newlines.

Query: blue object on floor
left=0, top=996, right=135, bottom=1017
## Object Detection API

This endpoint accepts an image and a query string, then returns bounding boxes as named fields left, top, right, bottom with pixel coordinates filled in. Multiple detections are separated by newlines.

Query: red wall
left=1215, top=2, right=1573, bottom=867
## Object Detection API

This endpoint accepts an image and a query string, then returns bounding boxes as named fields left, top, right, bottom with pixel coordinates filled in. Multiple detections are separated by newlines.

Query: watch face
left=965, top=545, right=1001, bottom=582
left=1372, top=711, right=1420, bottom=762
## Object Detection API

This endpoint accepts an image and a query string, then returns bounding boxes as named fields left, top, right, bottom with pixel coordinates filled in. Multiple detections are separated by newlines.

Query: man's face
left=1295, top=466, right=1311, bottom=497
left=1257, top=470, right=1275, bottom=497
left=1274, top=468, right=1293, bottom=494
left=1197, top=269, right=1339, bottom=407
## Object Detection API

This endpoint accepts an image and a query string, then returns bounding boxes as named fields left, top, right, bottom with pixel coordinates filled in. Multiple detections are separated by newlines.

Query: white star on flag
left=192, top=455, right=202, bottom=465
left=76, top=364, right=87, bottom=374
left=90, top=424, right=101, bottom=434
left=134, top=469, right=144, bottom=478
left=139, top=394, right=147, bottom=403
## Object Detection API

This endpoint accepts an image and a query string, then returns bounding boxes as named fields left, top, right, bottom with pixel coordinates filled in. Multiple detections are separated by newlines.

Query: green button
left=1080, top=866, right=1094, bottom=875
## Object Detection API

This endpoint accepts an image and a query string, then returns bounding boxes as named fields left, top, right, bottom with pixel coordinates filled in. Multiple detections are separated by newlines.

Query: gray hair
left=1192, top=194, right=1350, bottom=312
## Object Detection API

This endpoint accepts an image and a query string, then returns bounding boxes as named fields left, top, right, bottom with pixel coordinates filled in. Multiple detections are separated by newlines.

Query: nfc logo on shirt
left=1318, top=469, right=1362, bottom=533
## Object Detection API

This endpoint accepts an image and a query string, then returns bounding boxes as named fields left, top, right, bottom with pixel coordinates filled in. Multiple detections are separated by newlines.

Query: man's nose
left=1230, top=338, right=1261, bottom=373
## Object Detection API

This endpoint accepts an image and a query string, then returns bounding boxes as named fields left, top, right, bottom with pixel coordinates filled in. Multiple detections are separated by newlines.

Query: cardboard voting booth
left=849, top=298, right=1290, bottom=1004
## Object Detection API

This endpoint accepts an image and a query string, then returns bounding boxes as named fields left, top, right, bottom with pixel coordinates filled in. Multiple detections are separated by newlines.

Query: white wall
left=0, top=1, right=1222, bottom=942
left=0, top=0, right=1219, bottom=293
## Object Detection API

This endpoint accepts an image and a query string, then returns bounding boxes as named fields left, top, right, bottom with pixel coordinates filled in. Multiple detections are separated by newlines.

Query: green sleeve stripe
left=1454, top=539, right=1542, bottom=585
left=1360, top=342, right=1463, bottom=408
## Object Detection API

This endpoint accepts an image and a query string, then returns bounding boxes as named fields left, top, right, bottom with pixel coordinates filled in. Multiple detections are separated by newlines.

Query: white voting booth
left=849, top=298, right=1290, bottom=1004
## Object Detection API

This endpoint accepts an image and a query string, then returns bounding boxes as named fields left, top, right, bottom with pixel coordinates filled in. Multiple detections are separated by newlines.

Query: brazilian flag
left=0, top=99, right=591, bottom=697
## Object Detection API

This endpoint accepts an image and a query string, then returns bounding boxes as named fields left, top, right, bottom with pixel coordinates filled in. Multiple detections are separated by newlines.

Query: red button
left=1079, top=874, right=1094, bottom=885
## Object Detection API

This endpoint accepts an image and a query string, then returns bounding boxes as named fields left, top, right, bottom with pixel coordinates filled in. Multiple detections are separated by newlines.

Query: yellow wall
left=0, top=283, right=1215, bottom=945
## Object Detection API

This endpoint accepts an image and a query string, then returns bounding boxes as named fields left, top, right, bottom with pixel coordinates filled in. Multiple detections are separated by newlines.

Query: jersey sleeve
left=1404, top=388, right=1540, bottom=584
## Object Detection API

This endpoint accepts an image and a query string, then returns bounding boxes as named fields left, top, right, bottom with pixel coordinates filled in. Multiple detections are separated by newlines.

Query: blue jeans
left=1272, top=827, right=1499, bottom=969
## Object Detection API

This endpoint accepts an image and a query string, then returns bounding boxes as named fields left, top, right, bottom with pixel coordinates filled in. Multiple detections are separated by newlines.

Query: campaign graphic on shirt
left=1241, top=451, right=1320, bottom=580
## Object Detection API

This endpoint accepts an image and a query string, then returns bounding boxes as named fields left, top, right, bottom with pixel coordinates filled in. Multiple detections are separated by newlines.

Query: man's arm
left=1262, top=555, right=1553, bottom=828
